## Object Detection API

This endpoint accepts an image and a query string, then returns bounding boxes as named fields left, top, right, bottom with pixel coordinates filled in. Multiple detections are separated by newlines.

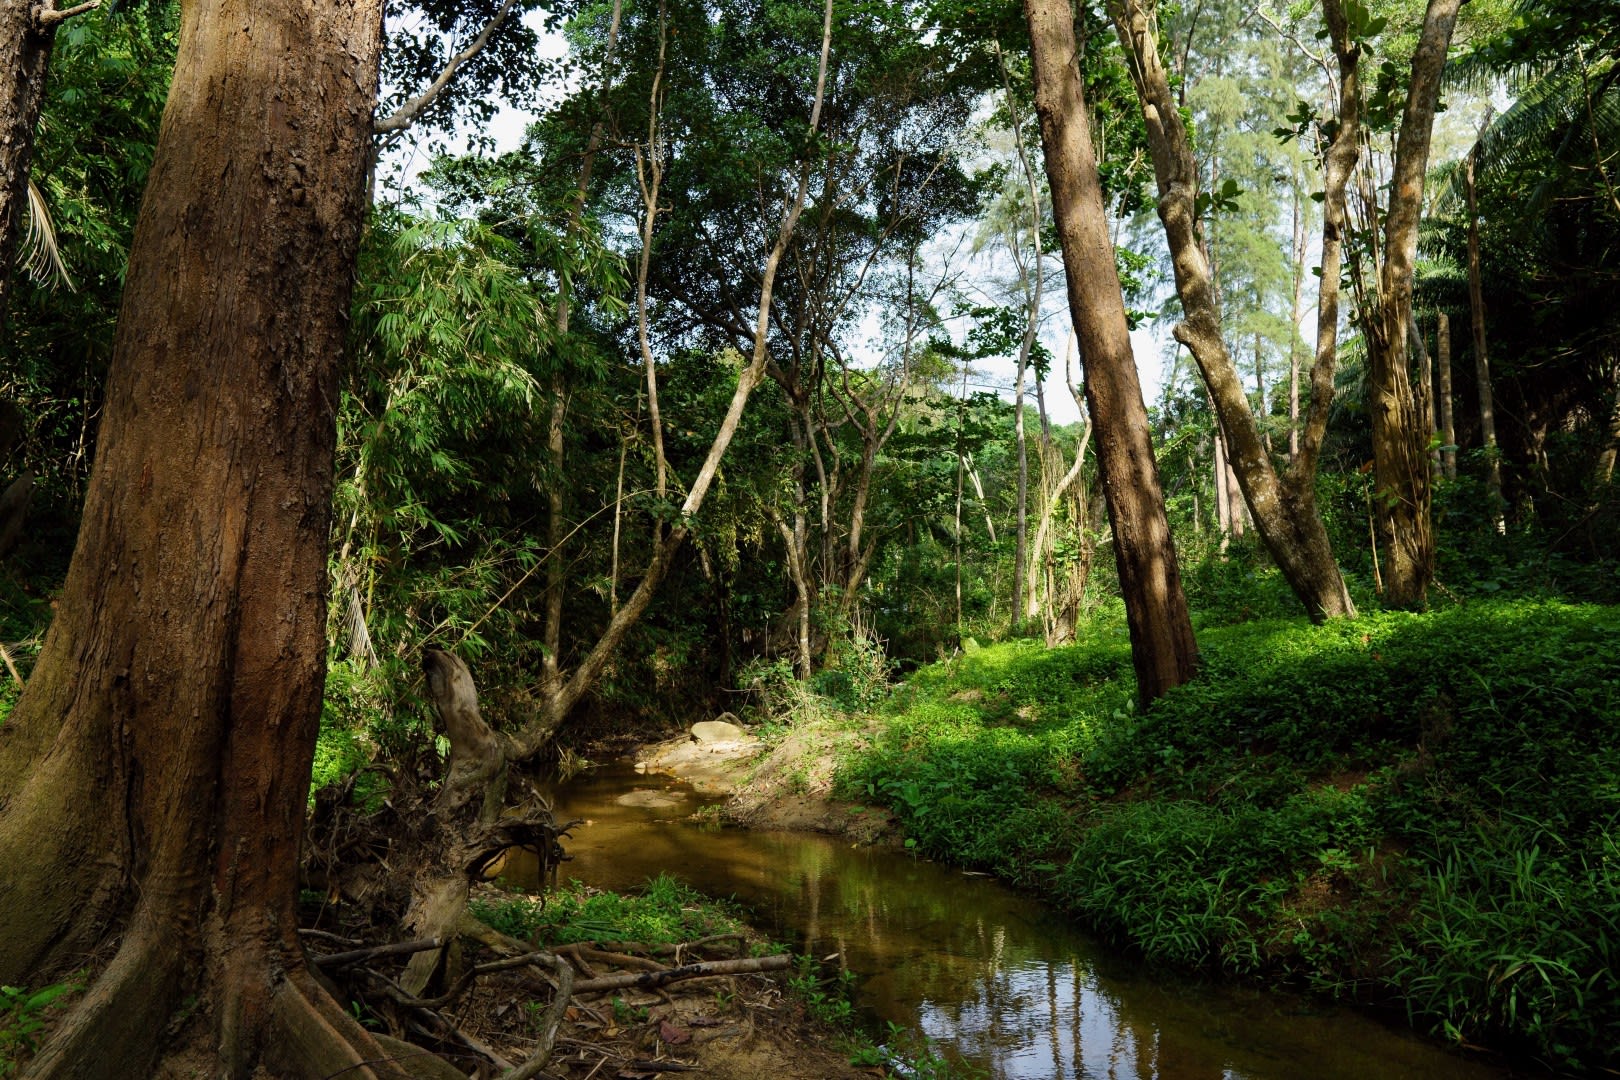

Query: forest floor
left=291, top=870, right=878, bottom=1080
left=434, top=920, right=873, bottom=1080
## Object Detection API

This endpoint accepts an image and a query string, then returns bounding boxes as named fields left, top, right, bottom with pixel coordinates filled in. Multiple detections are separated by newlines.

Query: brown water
left=505, top=764, right=1512, bottom=1080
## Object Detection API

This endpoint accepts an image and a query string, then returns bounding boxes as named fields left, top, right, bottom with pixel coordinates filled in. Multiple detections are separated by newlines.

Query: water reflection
left=505, top=765, right=1508, bottom=1080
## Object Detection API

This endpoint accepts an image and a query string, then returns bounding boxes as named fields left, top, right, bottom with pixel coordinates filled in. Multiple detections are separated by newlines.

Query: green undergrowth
left=472, top=873, right=761, bottom=949
left=835, top=599, right=1620, bottom=1074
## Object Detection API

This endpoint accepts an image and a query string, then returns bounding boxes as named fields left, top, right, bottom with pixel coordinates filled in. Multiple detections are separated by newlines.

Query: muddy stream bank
left=503, top=760, right=1511, bottom=1080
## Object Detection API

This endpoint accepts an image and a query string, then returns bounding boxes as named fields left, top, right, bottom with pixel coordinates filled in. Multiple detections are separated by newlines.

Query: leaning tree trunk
left=1108, top=0, right=1355, bottom=622
left=0, top=2, right=398, bottom=1077
left=1025, top=0, right=1198, bottom=706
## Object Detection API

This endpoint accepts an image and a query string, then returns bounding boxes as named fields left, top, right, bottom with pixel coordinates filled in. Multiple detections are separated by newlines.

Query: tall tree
left=1024, top=0, right=1198, bottom=705
left=0, top=1, right=405, bottom=1075
left=1108, top=0, right=1357, bottom=621
left=1361, top=0, right=1462, bottom=607
left=1463, top=141, right=1505, bottom=529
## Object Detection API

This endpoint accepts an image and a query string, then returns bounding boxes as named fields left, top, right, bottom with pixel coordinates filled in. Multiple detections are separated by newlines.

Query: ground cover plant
left=836, top=597, right=1620, bottom=1074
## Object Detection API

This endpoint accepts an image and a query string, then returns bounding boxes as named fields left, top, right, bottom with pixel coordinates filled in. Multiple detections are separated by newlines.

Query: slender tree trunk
left=542, top=385, right=567, bottom=692
left=1416, top=316, right=1440, bottom=476
left=955, top=356, right=967, bottom=635
left=0, top=0, right=98, bottom=317
left=1026, top=0, right=1198, bottom=705
left=0, top=2, right=396, bottom=1075
left=1464, top=148, right=1504, bottom=531
left=1213, top=419, right=1232, bottom=538
left=1109, top=0, right=1355, bottom=620
left=1590, top=379, right=1620, bottom=494
left=542, top=0, right=623, bottom=697
left=1288, top=184, right=1306, bottom=464
left=1013, top=354, right=1029, bottom=631
left=1438, top=311, right=1456, bottom=479
left=1365, top=0, right=1461, bottom=606
left=1225, top=438, right=1246, bottom=537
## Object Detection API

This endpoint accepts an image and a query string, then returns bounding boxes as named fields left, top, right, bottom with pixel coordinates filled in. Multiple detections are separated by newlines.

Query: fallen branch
left=313, top=937, right=444, bottom=968
left=574, top=944, right=666, bottom=973
left=623, top=1061, right=698, bottom=1074
left=501, top=952, right=575, bottom=1080
left=597, top=933, right=746, bottom=960
left=573, top=954, right=791, bottom=994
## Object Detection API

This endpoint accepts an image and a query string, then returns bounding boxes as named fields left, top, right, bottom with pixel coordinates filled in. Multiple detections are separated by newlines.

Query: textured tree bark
left=1365, top=0, right=1461, bottom=606
left=1025, top=0, right=1198, bottom=705
left=1109, top=0, right=1355, bottom=621
left=0, top=1, right=396, bottom=1075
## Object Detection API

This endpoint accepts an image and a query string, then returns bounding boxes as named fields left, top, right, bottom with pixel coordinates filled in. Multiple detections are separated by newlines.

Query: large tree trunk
left=1107, top=0, right=1355, bottom=621
left=0, top=1, right=396, bottom=1076
left=1025, top=0, right=1198, bottom=706
left=1364, top=0, right=1461, bottom=607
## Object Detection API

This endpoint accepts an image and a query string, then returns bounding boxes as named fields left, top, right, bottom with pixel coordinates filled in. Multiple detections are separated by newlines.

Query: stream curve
left=505, top=763, right=1511, bottom=1080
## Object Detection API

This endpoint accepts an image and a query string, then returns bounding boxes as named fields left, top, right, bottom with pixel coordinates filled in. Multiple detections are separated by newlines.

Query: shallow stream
left=505, top=763, right=1510, bottom=1080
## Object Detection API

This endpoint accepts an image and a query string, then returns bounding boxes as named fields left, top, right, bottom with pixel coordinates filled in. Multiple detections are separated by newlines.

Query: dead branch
left=623, top=1061, right=699, bottom=1073
left=501, top=952, right=575, bottom=1080
left=573, top=954, right=791, bottom=994
left=0, top=642, right=22, bottom=688
left=34, top=0, right=100, bottom=28
left=573, top=945, right=667, bottom=973
left=314, top=937, right=445, bottom=968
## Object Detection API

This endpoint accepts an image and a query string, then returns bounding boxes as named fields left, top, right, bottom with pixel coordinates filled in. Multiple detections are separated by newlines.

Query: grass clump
left=838, top=598, right=1620, bottom=1073
left=472, top=873, right=755, bottom=948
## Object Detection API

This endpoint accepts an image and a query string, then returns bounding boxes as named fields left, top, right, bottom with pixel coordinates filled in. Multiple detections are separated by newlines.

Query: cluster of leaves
left=0, top=975, right=84, bottom=1076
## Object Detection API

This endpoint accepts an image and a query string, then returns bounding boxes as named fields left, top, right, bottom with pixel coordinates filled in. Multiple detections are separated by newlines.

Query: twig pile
left=301, top=920, right=794, bottom=1079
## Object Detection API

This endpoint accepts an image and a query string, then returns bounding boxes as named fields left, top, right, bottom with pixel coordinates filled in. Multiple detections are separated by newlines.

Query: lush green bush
left=1390, top=818, right=1620, bottom=1073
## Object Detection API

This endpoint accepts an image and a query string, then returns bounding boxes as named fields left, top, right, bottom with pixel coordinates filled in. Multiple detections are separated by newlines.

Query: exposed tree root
left=20, top=917, right=183, bottom=1080
left=268, top=973, right=413, bottom=1080
left=571, top=954, right=792, bottom=994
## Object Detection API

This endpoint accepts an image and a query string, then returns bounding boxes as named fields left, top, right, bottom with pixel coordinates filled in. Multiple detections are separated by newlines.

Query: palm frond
left=21, top=177, right=75, bottom=292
